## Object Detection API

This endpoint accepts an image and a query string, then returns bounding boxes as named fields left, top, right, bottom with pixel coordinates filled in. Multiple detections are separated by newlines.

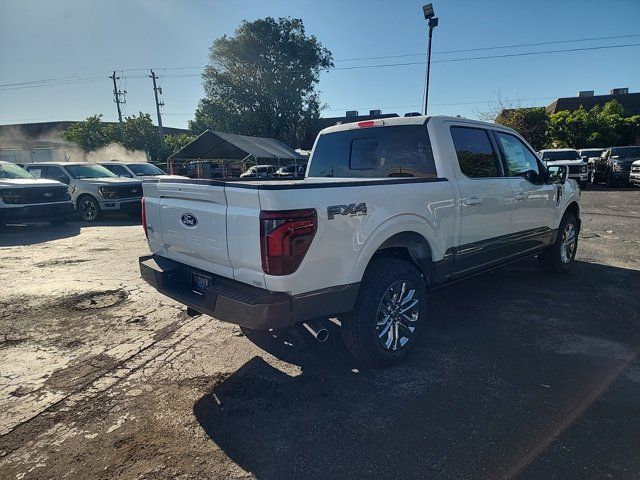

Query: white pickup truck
left=139, top=116, right=581, bottom=366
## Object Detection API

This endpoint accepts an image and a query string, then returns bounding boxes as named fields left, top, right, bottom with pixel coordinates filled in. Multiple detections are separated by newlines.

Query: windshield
left=0, top=162, right=34, bottom=179
left=127, top=163, right=164, bottom=176
left=612, top=147, right=640, bottom=159
left=65, top=164, right=117, bottom=179
left=579, top=149, right=604, bottom=157
left=542, top=150, right=581, bottom=161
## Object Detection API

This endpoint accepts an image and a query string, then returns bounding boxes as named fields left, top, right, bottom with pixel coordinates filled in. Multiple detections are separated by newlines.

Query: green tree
left=164, top=133, right=196, bottom=156
left=495, top=107, right=549, bottom=150
left=62, top=114, right=115, bottom=152
left=549, top=100, right=640, bottom=148
left=190, top=17, right=333, bottom=147
left=121, top=112, right=162, bottom=160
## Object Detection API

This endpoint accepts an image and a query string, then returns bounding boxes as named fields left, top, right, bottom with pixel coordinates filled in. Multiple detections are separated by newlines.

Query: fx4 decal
left=327, top=203, right=368, bottom=220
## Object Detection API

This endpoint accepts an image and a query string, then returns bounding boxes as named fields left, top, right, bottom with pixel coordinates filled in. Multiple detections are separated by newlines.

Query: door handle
left=514, top=192, right=528, bottom=201
left=463, top=197, right=483, bottom=206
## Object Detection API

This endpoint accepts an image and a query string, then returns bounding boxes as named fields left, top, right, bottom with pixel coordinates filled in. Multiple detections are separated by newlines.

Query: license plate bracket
left=192, top=272, right=212, bottom=294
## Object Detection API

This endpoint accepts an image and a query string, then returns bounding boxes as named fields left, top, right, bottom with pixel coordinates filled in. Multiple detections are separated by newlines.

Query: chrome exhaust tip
left=303, top=322, right=329, bottom=342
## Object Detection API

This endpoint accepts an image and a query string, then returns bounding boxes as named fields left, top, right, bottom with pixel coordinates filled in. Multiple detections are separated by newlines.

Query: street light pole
left=422, top=4, right=439, bottom=115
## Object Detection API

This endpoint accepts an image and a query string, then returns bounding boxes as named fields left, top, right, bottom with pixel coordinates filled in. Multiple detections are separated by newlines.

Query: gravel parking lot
left=1, top=185, right=639, bottom=480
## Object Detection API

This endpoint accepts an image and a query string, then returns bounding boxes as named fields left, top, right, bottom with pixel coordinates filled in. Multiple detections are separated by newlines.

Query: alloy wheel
left=560, top=222, right=576, bottom=264
left=81, top=200, right=98, bottom=221
left=375, top=280, right=421, bottom=351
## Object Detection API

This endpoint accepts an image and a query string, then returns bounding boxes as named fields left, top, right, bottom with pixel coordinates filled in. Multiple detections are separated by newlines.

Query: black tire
left=342, top=257, right=427, bottom=367
left=540, top=212, right=579, bottom=273
left=77, top=195, right=101, bottom=222
left=605, top=172, right=615, bottom=188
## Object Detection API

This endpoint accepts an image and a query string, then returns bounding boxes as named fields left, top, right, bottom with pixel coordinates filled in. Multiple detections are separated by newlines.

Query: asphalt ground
left=0, top=184, right=639, bottom=479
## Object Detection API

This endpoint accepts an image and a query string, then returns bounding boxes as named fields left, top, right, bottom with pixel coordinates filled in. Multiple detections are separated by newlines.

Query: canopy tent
left=169, top=130, right=305, bottom=163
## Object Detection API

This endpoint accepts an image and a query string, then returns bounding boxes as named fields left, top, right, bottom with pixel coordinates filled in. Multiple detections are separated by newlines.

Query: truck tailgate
left=155, top=181, right=232, bottom=277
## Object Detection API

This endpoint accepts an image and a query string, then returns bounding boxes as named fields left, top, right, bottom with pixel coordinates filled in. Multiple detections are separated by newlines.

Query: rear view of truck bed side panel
left=258, top=179, right=456, bottom=294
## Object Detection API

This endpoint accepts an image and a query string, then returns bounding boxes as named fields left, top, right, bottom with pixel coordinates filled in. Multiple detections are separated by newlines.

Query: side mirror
left=548, top=165, right=568, bottom=184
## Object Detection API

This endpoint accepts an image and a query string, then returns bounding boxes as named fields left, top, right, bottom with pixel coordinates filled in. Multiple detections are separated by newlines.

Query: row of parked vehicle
left=0, top=159, right=310, bottom=228
left=537, top=146, right=640, bottom=188
left=0, top=161, right=180, bottom=227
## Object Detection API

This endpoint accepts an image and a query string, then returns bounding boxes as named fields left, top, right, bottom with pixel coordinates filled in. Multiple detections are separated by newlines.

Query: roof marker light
left=357, top=120, right=384, bottom=128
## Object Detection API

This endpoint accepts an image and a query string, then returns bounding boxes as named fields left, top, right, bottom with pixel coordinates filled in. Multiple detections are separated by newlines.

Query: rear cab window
left=307, top=125, right=436, bottom=178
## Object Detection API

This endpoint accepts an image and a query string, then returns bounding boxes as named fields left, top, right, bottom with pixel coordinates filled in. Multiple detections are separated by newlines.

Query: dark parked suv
left=598, top=146, right=640, bottom=187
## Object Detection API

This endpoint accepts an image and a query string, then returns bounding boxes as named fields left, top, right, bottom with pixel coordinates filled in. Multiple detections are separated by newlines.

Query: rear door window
left=450, top=127, right=501, bottom=178
left=26, top=165, right=45, bottom=179
left=308, top=125, right=436, bottom=178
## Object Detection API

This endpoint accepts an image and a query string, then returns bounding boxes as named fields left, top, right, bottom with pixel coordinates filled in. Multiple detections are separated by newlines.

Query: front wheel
left=78, top=196, right=101, bottom=222
left=540, top=213, right=579, bottom=273
left=342, top=258, right=427, bottom=367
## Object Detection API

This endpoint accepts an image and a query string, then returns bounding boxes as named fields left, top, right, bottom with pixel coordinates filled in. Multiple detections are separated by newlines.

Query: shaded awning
left=169, top=130, right=305, bottom=161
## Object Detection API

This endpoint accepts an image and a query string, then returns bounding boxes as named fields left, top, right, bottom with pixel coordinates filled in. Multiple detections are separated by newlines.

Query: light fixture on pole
left=422, top=3, right=439, bottom=115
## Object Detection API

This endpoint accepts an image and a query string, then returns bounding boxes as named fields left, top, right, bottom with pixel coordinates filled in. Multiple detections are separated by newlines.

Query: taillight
left=141, top=197, right=149, bottom=239
left=260, top=209, right=317, bottom=275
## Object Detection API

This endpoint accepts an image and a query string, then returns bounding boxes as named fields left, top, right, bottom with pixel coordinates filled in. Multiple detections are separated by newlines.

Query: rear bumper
left=1, top=202, right=74, bottom=223
left=139, top=254, right=359, bottom=330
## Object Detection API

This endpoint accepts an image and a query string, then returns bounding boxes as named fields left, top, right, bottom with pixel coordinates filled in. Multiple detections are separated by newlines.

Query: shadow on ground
left=0, top=214, right=140, bottom=246
left=194, top=260, right=640, bottom=480
left=0, top=223, right=82, bottom=246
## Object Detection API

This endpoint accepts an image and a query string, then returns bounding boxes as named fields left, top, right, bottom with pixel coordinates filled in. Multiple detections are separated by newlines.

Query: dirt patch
left=34, top=258, right=91, bottom=268
left=57, top=290, right=129, bottom=311
left=44, top=353, right=118, bottom=391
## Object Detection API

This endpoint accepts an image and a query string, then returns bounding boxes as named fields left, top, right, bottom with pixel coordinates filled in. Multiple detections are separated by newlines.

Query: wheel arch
left=564, top=201, right=581, bottom=232
left=363, top=231, right=437, bottom=286
left=75, top=192, right=98, bottom=210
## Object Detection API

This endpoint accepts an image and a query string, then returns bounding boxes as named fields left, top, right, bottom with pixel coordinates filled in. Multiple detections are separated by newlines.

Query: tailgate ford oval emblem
left=181, top=212, right=198, bottom=228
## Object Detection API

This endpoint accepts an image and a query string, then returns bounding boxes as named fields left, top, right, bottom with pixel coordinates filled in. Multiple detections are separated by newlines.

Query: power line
left=2, top=39, right=640, bottom=92
left=331, top=42, right=640, bottom=70
left=335, top=33, right=640, bottom=62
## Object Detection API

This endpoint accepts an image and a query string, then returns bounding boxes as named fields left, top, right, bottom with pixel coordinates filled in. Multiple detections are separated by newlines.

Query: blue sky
left=1, top=0, right=639, bottom=130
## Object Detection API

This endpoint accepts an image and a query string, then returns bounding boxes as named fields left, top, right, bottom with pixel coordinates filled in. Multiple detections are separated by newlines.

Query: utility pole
left=149, top=70, right=165, bottom=147
left=109, top=71, right=125, bottom=141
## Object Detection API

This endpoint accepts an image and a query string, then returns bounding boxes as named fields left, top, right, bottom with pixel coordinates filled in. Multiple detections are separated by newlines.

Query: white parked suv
left=99, top=161, right=183, bottom=180
left=25, top=162, right=143, bottom=222
left=139, top=116, right=581, bottom=366
left=0, top=161, right=73, bottom=226
left=240, top=165, right=277, bottom=178
left=538, top=149, right=589, bottom=188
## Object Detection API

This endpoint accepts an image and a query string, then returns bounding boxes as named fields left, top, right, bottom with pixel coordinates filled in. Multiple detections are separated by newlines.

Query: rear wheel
left=540, top=213, right=578, bottom=273
left=342, top=258, right=427, bottom=367
left=78, top=196, right=101, bottom=222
